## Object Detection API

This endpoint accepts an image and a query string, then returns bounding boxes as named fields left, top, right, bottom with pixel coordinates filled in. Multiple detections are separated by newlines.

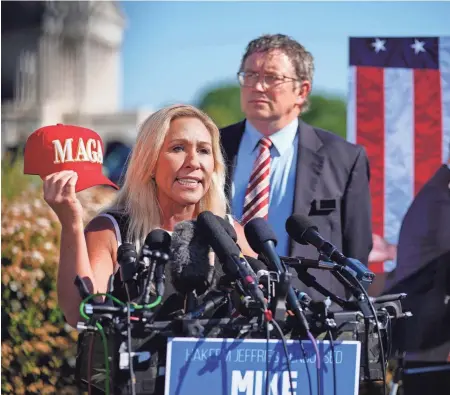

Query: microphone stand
left=179, top=290, right=230, bottom=337
left=270, top=272, right=290, bottom=324
left=139, top=250, right=170, bottom=306
left=330, top=269, right=373, bottom=318
left=281, top=256, right=341, bottom=271
left=288, top=264, right=351, bottom=309
left=286, top=256, right=381, bottom=384
left=282, top=256, right=373, bottom=315
left=139, top=254, right=157, bottom=305
left=330, top=267, right=384, bottom=385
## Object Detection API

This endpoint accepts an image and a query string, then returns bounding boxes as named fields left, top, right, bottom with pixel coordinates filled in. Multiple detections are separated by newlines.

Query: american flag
left=347, top=37, right=450, bottom=273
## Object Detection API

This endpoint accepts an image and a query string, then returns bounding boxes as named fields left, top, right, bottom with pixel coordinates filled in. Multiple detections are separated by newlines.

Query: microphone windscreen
left=117, top=242, right=138, bottom=263
left=214, top=215, right=237, bottom=242
left=244, top=255, right=268, bottom=273
left=117, top=242, right=138, bottom=283
left=144, top=229, right=172, bottom=252
left=285, top=214, right=317, bottom=245
left=244, top=217, right=278, bottom=253
left=197, top=211, right=241, bottom=262
left=170, top=220, right=196, bottom=276
left=257, top=253, right=271, bottom=268
left=170, top=220, right=215, bottom=294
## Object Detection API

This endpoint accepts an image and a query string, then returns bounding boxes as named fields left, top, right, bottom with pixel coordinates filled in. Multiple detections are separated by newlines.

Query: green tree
left=197, top=84, right=347, bottom=139
left=302, top=93, right=347, bottom=139
left=197, top=84, right=244, bottom=128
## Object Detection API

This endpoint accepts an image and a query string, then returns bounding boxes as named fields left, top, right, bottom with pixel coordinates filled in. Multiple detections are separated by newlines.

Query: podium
left=165, top=337, right=361, bottom=395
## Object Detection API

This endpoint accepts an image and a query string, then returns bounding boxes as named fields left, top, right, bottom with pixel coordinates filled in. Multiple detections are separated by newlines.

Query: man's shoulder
left=220, top=121, right=245, bottom=136
left=312, top=124, right=362, bottom=153
left=408, top=166, right=450, bottom=206
left=304, top=122, right=366, bottom=165
left=219, top=121, right=246, bottom=157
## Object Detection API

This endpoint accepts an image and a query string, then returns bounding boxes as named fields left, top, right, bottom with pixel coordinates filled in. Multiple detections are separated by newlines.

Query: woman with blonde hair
left=43, top=104, right=255, bottom=328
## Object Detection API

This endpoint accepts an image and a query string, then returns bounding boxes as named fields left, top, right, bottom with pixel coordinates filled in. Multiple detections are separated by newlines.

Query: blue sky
left=120, top=1, right=450, bottom=110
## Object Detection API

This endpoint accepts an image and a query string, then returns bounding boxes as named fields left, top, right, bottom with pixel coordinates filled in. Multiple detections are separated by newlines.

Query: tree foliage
left=302, top=93, right=347, bottom=139
left=1, top=159, right=117, bottom=394
left=197, top=84, right=244, bottom=128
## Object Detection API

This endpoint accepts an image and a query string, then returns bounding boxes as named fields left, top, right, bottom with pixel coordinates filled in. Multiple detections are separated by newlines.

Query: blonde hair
left=106, top=104, right=228, bottom=245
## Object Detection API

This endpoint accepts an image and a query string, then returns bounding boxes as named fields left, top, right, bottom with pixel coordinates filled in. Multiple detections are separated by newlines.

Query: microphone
left=244, top=217, right=310, bottom=332
left=280, top=256, right=340, bottom=271
left=139, top=229, right=171, bottom=304
left=117, top=242, right=139, bottom=300
left=170, top=220, right=217, bottom=295
left=214, top=215, right=237, bottom=241
left=245, top=255, right=270, bottom=280
left=154, top=257, right=169, bottom=298
left=183, top=290, right=229, bottom=320
left=197, top=211, right=268, bottom=311
left=245, top=255, right=281, bottom=303
left=117, top=243, right=138, bottom=282
left=222, top=256, right=270, bottom=318
left=285, top=214, right=375, bottom=285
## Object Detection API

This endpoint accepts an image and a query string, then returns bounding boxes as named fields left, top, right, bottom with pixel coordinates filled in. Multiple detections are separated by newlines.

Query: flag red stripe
left=356, top=67, right=385, bottom=273
left=414, top=69, right=443, bottom=195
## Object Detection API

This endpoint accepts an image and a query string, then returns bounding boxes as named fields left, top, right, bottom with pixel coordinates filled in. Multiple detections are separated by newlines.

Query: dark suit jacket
left=387, top=251, right=450, bottom=355
left=220, top=119, right=373, bottom=299
left=384, top=165, right=450, bottom=292
left=382, top=165, right=450, bottom=355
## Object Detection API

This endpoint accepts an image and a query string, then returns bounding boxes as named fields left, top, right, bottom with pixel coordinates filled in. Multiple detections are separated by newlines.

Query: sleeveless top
left=96, top=211, right=235, bottom=320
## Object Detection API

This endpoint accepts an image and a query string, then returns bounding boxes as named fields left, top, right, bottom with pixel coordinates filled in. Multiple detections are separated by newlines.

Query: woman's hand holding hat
left=43, top=170, right=84, bottom=229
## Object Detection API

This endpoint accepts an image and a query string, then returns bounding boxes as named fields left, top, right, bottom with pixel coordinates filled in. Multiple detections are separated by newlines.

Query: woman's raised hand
left=43, top=170, right=84, bottom=228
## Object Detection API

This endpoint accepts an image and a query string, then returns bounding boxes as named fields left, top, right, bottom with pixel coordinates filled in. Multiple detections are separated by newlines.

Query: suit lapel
left=222, top=121, right=246, bottom=199
left=290, top=120, right=325, bottom=253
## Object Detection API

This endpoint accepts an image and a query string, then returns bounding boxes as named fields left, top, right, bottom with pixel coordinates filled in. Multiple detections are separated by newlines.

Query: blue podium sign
left=165, top=337, right=361, bottom=395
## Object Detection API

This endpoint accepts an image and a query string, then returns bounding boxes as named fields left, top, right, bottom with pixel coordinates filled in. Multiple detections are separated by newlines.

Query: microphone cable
left=307, top=330, right=322, bottom=395
left=126, top=302, right=136, bottom=395
left=78, top=292, right=163, bottom=395
left=331, top=271, right=387, bottom=394
left=269, top=318, right=295, bottom=395
left=299, top=339, right=313, bottom=395
left=259, top=301, right=295, bottom=395
left=327, top=329, right=337, bottom=395
left=79, top=292, right=125, bottom=395
left=87, top=334, right=95, bottom=395
left=285, top=214, right=386, bottom=393
left=383, top=310, right=393, bottom=368
left=353, top=279, right=387, bottom=395
left=124, top=282, right=131, bottom=303
left=297, top=291, right=323, bottom=395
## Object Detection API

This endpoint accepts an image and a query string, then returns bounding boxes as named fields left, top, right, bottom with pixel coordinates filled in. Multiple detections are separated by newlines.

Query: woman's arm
left=57, top=218, right=117, bottom=327
left=233, top=221, right=258, bottom=258
left=44, top=171, right=117, bottom=327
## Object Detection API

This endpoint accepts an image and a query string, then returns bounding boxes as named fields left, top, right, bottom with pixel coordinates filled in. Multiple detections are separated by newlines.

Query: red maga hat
left=24, top=124, right=119, bottom=192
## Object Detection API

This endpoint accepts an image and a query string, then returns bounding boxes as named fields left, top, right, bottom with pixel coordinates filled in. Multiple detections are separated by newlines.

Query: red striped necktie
left=241, top=137, right=273, bottom=225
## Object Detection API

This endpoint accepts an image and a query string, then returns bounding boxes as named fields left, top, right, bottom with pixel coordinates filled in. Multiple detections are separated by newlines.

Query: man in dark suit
left=220, top=34, right=373, bottom=300
left=384, top=163, right=450, bottom=294
left=383, top=162, right=450, bottom=394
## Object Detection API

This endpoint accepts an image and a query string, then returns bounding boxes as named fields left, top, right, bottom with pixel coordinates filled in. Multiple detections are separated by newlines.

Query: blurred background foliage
left=1, top=84, right=346, bottom=393
left=1, top=158, right=117, bottom=394
left=198, top=85, right=245, bottom=128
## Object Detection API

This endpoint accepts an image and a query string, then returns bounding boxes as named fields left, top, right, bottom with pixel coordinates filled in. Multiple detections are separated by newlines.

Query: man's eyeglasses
left=237, top=71, right=299, bottom=88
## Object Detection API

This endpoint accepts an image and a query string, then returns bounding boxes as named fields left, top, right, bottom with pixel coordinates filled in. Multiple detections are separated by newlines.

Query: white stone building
left=1, top=0, right=152, bottom=163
